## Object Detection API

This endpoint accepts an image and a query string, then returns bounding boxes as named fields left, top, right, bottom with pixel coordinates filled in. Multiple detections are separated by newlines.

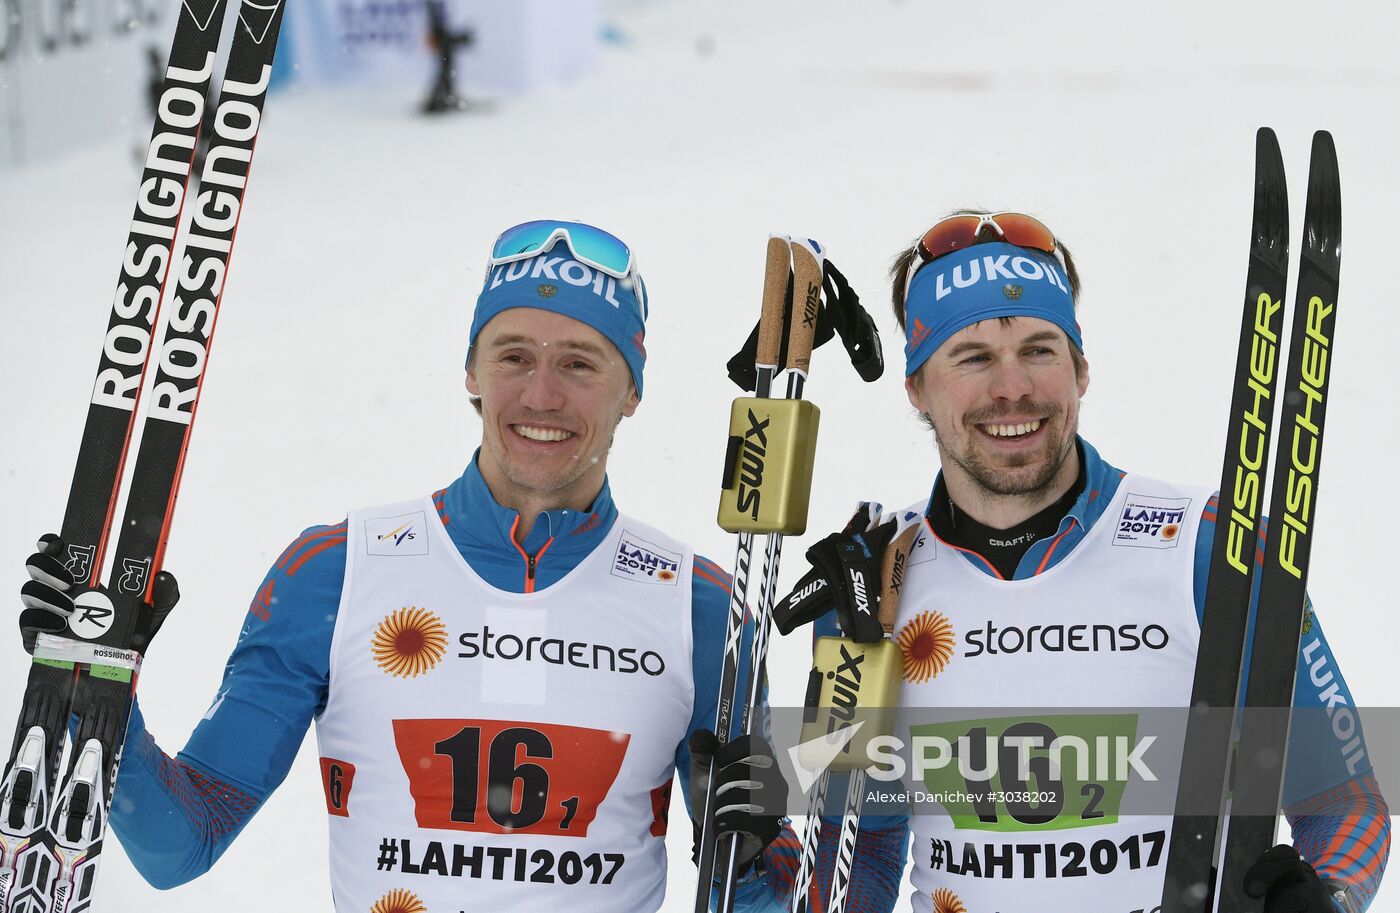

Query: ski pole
left=697, top=235, right=823, bottom=913
left=788, top=509, right=921, bottom=912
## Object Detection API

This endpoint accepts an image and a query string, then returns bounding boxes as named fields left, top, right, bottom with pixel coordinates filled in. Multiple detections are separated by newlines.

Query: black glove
left=20, top=533, right=180, bottom=655
left=1243, top=844, right=1350, bottom=913
left=20, top=534, right=77, bottom=653
left=726, top=257, right=883, bottom=392
left=689, top=730, right=789, bottom=875
left=821, top=259, right=883, bottom=383
left=773, top=503, right=892, bottom=642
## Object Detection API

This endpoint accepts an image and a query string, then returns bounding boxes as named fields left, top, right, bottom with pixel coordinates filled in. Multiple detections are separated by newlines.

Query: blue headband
left=903, top=241, right=1082, bottom=376
left=467, top=241, right=648, bottom=398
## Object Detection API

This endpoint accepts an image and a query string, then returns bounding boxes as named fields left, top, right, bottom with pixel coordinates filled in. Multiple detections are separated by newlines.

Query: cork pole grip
left=756, top=235, right=791, bottom=371
left=879, top=520, right=921, bottom=634
left=786, top=241, right=823, bottom=377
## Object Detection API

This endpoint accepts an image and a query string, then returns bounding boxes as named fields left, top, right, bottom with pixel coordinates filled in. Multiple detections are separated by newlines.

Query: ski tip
left=1304, top=130, right=1341, bottom=263
left=1252, top=127, right=1288, bottom=260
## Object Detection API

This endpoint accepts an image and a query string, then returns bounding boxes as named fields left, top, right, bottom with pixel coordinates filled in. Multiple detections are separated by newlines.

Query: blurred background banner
left=0, top=0, right=599, bottom=168
left=0, top=0, right=170, bottom=167
left=276, top=0, right=597, bottom=93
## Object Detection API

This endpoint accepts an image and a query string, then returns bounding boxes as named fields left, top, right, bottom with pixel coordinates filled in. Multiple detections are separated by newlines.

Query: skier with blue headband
left=775, top=212, right=1388, bottom=913
left=17, top=220, right=866, bottom=912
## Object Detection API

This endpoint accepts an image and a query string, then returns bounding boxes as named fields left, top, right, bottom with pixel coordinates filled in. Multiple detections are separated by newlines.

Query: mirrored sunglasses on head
left=916, top=212, right=1057, bottom=261
left=904, top=212, right=1064, bottom=302
left=489, top=219, right=636, bottom=278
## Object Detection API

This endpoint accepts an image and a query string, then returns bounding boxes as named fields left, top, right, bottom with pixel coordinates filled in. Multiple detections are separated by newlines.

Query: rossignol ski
left=1214, top=131, right=1342, bottom=912
left=1160, top=126, right=1291, bottom=913
left=0, top=1, right=286, bottom=909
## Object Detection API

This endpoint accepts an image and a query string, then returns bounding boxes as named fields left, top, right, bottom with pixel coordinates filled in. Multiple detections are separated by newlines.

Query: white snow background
left=2, top=0, right=1397, bottom=909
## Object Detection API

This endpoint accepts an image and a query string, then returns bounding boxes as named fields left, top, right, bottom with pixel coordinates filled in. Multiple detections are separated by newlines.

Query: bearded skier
left=777, top=212, right=1389, bottom=912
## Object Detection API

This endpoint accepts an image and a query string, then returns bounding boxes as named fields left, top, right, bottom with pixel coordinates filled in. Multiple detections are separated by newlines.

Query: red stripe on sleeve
left=288, top=536, right=347, bottom=576
left=275, top=523, right=347, bottom=571
left=693, top=564, right=732, bottom=594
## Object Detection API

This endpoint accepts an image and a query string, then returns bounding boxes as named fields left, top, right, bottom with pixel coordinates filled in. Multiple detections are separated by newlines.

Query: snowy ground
left=2, top=0, right=1398, bottom=909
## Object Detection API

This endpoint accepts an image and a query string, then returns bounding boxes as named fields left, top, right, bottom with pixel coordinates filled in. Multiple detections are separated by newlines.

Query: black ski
left=1160, top=127, right=1291, bottom=913
left=0, top=0, right=232, bottom=907
left=1215, top=130, right=1341, bottom=912
left=0, top=1, right=286, bottom=909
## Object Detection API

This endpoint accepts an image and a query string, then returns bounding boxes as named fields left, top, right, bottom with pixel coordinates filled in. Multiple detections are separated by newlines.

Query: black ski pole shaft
left=695, top=235, right=793, bottom=913
left=713, top=238, right=824, bottom=913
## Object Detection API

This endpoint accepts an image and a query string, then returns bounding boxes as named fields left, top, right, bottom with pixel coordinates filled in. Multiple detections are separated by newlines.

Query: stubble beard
left=937, top=402, right=1077, bottom=499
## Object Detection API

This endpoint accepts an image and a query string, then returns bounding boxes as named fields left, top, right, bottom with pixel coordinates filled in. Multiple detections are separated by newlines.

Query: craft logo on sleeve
left=1112, top=494, right=1191, bottom=549
left=366, top=511, right=430, bottom=556
left=611, top=532, right=681, bottom=585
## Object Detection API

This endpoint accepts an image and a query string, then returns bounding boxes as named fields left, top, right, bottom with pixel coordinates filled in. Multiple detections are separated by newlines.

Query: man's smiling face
left=467, top=307, right=638, bottom=507
left=907, top=316, right=1088, bottom=498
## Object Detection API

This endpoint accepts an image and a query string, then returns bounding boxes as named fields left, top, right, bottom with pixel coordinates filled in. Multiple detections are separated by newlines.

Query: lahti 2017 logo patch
left=1113, top=494, right=1191, bottom=549
left=612, top=532, right=681, bottom=585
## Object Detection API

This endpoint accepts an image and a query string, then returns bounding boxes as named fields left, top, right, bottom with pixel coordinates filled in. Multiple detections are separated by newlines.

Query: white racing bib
left=316, top=496, right=695, bottom=912
left=890, top=476, right=1210, bottom=913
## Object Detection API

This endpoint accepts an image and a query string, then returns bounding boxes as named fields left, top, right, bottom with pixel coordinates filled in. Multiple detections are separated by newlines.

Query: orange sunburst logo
left=1162, top=523, right=1180, bottom=540
left=372, top=607, right=448, bottom=678
left=897, top=610, right=956, bottom=684
left=370, top=888, right=427, bottom=913
left=932, top=887, right=967, bottom=913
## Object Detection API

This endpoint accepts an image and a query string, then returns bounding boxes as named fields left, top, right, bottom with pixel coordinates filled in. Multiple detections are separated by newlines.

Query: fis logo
left=1113, top=494, right=1191, bottom=549
left=735, top=409, right=770, bottom=521
left=907, top=527, right=937, bottom=567
left=377, top=522, right=417, bottom=546
left=366, top=511, right=430, bottom=556
left=929, top=251, right=1070, bottom=302
left=612, top=532, right=681, bottom=585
